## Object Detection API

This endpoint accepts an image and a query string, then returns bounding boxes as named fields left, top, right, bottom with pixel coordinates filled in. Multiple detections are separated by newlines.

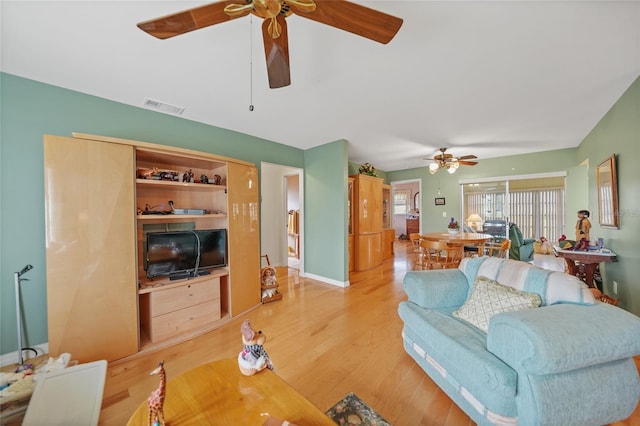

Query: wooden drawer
left=149, top=299, right=221, bottom=343
left=148, top=278, right=220, bottom=317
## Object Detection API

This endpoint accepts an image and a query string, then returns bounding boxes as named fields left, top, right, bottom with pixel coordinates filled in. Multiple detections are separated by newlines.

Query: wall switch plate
left=613, top=281, right=618, bottom=294
left=442, top=211, right=447, bottom=217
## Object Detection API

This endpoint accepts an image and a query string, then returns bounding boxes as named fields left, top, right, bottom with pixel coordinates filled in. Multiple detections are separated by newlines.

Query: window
left=462, top=175, right=565, bottom=241
left=394, top=190, right=411, bottom=215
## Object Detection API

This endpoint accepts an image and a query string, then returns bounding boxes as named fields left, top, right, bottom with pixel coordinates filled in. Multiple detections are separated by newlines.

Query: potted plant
left=448, top=217, right=459, bottom=234
left=358, top=162, right=377, bottom=177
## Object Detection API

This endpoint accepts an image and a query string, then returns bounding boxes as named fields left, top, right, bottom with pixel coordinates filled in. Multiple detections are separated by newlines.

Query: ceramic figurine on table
left=238, top=320, right=273, bottom=376
left=147, top=361, right=166, bottom=426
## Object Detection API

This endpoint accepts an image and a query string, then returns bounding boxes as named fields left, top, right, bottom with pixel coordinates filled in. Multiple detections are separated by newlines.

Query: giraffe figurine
left=147, top=360, right=166, bottom=426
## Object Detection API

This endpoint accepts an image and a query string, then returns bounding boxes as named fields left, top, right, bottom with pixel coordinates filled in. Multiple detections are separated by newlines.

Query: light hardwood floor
left=99, top=241, right=640, bottom=425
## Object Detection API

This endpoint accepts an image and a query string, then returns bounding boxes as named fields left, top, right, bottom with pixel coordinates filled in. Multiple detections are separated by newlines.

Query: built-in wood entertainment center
left=43, top=133, right=260, bottom=363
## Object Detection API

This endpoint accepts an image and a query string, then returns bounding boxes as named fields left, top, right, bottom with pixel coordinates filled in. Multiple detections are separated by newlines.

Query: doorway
left=391, top=179, right=421, bottom=238
left=260, top=162, right=304, bottom=273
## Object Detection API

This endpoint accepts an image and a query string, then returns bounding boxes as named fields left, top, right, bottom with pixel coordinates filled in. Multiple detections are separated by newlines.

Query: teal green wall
left=576, top=75, right=640, bottom=314
left=305, top=140, right=349, bottom=283
left=0, top=73, right=327, bottom=357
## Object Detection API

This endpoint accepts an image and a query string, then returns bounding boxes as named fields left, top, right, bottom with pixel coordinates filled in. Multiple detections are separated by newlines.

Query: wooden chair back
left=483, top=239, right=511, bottom=258
left=420, top=240, right=463, bottom=269
left=409, top=233, right=426, bottom=269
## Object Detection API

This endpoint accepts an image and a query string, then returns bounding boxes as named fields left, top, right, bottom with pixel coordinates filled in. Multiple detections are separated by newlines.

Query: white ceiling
left=2, top=1, right=639, bottom=171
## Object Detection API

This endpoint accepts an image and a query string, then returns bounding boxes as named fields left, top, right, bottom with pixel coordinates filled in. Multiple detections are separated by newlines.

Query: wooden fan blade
left=289, top=0, right=403, bottom=44
left=262, top=15, right=291, bottom=88
left=137, top=1, right=244, bottom=40
left=459, top=161, right=478, bottom=166
left=458, top=154, right=478, bottom=160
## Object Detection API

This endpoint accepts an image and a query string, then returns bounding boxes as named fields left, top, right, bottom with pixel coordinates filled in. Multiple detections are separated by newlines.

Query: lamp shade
left=466, top=214, right=484, bottom=231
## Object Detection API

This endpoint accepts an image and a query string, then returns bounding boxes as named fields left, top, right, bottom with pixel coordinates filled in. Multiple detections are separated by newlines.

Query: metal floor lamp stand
left=14, top=264, right=34, bottom=365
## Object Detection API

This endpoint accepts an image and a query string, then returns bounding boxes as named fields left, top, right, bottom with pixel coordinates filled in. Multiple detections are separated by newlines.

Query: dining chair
left=420, top=240, right=463, bottom=269
left=409, top=233, right=426, bottom=270
left=481, top=239, right=511, bottom=258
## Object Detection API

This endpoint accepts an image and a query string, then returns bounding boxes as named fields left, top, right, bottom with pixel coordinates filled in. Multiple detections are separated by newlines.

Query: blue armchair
left=482, top=220, right=535, bottom=262
left=508, top=223, right=535, bottom=262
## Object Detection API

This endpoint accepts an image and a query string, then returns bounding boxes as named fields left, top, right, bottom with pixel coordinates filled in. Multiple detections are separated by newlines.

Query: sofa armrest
left=403, top=269, right=470, bottom=309
left=522, top=238, right=535, bottom=245
left=487, top=303, right=640, bottom=375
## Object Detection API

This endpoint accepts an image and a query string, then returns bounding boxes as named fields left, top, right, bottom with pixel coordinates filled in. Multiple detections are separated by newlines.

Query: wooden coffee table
left=126, top=358, right=335, bottom=426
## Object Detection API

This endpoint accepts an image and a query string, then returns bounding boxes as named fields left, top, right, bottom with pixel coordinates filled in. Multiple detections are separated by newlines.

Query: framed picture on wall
left=435, top=197, right=445, bottom=206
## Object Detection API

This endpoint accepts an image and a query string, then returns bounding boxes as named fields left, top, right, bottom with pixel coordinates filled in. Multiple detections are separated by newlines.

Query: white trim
left=487, top=410, right=520, bottom=426
left=458, top=171, right=567, bottom=185
left=412, top=342, right=426, bottom=358
left=426, top=354, right=447, bottom=378
left=303, top=272, right=350, bottom=288
left=1, top=343, right=49, bottom=367
left=460, top=386, right=486, bottom=415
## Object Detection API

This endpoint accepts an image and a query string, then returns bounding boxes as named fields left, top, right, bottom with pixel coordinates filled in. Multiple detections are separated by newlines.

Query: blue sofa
left=398, top=256, right=640, bottom=425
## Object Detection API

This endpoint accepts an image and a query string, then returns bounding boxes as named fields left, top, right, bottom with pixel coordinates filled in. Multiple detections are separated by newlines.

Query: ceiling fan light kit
left=137, top=0, right=403, bottom=89
left=427, top=148, right=477, bottom=175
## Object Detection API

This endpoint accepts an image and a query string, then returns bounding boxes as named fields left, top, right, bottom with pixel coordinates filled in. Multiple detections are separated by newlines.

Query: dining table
left=421, top=232, right=494, bottom=247
left=420, top=232, right=495, bottom=259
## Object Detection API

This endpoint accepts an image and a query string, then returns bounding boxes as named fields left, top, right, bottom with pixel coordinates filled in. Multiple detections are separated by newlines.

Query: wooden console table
left=553, top=247, right=617, bottom=288
left=127, top=358, right=335, bottom=426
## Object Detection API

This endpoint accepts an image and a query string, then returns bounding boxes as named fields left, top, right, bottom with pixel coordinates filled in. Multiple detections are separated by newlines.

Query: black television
left=145, top=229, right=227, bottom=279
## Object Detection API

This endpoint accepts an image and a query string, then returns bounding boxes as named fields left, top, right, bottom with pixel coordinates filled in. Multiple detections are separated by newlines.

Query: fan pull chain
left=249, top=15, right=254, bottom=112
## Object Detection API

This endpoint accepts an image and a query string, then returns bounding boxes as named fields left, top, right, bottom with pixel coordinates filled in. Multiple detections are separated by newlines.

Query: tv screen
left=146, top=229, right=227, bottom=279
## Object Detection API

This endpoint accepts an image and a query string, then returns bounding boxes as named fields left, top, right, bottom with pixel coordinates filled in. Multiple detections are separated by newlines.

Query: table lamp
left=466, top=214, right=483, bottom=232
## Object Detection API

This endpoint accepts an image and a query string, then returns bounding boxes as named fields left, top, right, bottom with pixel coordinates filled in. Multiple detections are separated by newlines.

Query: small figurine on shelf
left=147, top=360, right=166, bottom=426
left=238, top=320, right=273, bottom=376
left=212, top=174, right=222, bottom=185
left=182, top=169, right=194, bottom=183
left=200, top=174, right=209, bottom=184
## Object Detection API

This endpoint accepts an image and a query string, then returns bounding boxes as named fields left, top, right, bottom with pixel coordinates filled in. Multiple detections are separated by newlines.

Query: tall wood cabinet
left=44, top=133, right=261, bottom=362
left=350, top=174, right=383, bottom=271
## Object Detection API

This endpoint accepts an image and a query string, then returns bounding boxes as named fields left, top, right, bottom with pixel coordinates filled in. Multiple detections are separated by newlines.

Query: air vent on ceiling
left=143, top=98, right=185, bottom=115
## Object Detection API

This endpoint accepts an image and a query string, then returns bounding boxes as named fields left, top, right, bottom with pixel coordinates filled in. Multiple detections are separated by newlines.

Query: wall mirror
left=596, top=154, right=619, bottom=229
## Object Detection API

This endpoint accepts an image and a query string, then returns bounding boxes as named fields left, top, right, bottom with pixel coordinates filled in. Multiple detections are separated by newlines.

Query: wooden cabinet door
left=44, top=135, right=138, bottom=362
left=355, top=175, right=382, bottom=234
left=226, top=163, right=261, bottom=316
left=356, top=176, right=371, bottom=233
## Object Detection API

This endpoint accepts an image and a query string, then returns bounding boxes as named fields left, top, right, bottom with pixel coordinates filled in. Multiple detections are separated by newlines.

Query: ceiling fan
left=424, top=148, right=478, bottom=175
left=137, top=0, right=403, bottom=89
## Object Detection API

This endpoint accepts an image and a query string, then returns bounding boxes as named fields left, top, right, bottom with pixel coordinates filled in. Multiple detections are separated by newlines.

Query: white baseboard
left=0, top=343, right=49, bottom=367
left=303, top=272, right=350, bottom=288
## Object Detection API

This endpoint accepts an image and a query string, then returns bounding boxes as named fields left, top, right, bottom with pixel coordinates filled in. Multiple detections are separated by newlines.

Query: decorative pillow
left=453, top=276, right=542, bottom=333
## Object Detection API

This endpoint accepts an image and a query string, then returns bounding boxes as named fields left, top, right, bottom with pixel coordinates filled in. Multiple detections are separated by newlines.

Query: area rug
left=326, top=392, right=391, bottom=426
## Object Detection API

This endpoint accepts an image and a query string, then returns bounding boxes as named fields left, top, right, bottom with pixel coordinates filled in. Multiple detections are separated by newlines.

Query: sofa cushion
left=403, top=269, right=469, bottom=309
left=453, top=276, right=542, bottom=332
left=459, top=257, right=595, bottom=306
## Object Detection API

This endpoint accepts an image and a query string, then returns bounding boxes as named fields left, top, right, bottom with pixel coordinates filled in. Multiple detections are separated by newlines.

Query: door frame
left=390, top=178, right=422, bottom=236
left=260, top=162, right=304, bottom=273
